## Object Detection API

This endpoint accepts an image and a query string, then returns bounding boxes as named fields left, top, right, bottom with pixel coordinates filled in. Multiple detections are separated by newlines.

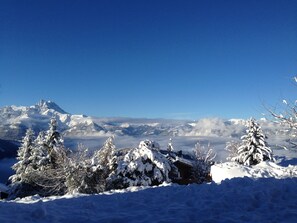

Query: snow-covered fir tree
left=10, top=128, right=35, bottom=184
left=9, top=129, right=51, bottom=198
left=233, top=118, right=273, bottom=166
left=9, top=120, right=69, bottom=198
left=45, top=117, right=66, bottom=165
left=32, top=118, right=68, bottom=195
left=30, top=131, right=50, bottom=169
left=92, top=136, right=116, bottom=171
left=86, top=136, right=117, bottom=193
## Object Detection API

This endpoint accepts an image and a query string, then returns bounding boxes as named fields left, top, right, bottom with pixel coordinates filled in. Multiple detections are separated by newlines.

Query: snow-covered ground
left=1, top=158, right=297, bottom=223
left=212, top=160, right=297, bottom=183
left=0, top=179, right=297, bottom=222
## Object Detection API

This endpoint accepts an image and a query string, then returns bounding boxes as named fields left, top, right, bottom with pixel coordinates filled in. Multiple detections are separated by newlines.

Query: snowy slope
left=0, top=177, right=297, bottom=223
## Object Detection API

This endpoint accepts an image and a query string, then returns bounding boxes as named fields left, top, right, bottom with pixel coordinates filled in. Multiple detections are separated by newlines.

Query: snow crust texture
left=1, top=178, right=297, bottom=223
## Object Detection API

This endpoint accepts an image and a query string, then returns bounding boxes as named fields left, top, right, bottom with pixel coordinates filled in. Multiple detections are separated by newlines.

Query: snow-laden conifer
left=91, top=136, right=116, bottom=171
left=86, top=136, right=117, bottom=193
left=29, top=119, right=69, bottom=196
left=8, top=129, right=47, bottom=198
left=44, top=117, right=66, bottom=166
left=233, top=118, right=273, bottom=165
left=30, top=131, right=50, bottom=168
left=9, top=120, right=69, bottom=198
left=10, top=128, right=35, bottom=184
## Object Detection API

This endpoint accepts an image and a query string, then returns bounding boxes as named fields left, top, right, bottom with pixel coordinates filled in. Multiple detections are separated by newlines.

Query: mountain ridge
left=0, top=100, right=291, bottom=143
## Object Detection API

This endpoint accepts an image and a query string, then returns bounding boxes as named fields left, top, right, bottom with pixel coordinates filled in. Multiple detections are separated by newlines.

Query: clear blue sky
left=0, top=0, right=296, bottom=119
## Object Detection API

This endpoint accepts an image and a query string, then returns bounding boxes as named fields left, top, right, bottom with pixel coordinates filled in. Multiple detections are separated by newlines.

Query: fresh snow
left=116, top=140, right=172, bottom=187
left=211, top=161, right=297, bottom=183
left=1, top=178, right=297, bottom=222
left=1, top=157, right=297, bottom=222
left=1, top=101, right=297, bottom=222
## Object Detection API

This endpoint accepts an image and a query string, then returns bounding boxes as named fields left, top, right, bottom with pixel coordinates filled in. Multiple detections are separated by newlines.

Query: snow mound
left=211, top=161, right=297, bottom=183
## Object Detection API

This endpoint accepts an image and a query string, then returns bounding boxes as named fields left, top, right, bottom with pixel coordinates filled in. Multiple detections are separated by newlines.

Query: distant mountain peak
left=36, top=100, right=68, bottom=114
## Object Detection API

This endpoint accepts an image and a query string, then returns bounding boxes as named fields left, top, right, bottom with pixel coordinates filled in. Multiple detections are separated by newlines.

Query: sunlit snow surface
left=1, top=161, right=297, bottom=223
left=1, top=133, right=297, bottom=223
left=0, top=179, right=297, bottom=223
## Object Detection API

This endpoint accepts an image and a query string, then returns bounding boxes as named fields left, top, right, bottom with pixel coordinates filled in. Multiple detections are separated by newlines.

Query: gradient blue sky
left=1, top=0, right=296, bottom=119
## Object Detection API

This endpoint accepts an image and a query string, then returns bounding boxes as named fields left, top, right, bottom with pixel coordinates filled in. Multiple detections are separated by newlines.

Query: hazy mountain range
left=0, top=100, right=292, bottom=158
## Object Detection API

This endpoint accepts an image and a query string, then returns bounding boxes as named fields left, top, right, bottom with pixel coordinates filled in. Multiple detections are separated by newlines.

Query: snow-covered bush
left=65, top=146, right=105, bottom=194
left=233, top=118, right=273, bottom=166
left=225, top=140, right=241, bottom=161
left=192, top=142, right=216, bottom=183
left=66, top=137, right=117, bottom=194
left=108, top=140, right=172, bottom=189
left=268, top=77, right=297, bottom=150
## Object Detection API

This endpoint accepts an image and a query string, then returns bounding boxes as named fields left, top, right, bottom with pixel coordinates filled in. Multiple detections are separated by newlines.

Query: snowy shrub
left=65, top=159, right=105, bottom=194
left=233, top=118, right=274, bottom=166
left=225, top=140, right=241, bottom=161
left=268, top=77, right=297, bottom=150
left=65, top=143, right=93, bottom=194
left=66, top=137, right=117, bottom=194
left=192, top=142, right=216, bottom=183
left=108, top=140, right=172, bottom=189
